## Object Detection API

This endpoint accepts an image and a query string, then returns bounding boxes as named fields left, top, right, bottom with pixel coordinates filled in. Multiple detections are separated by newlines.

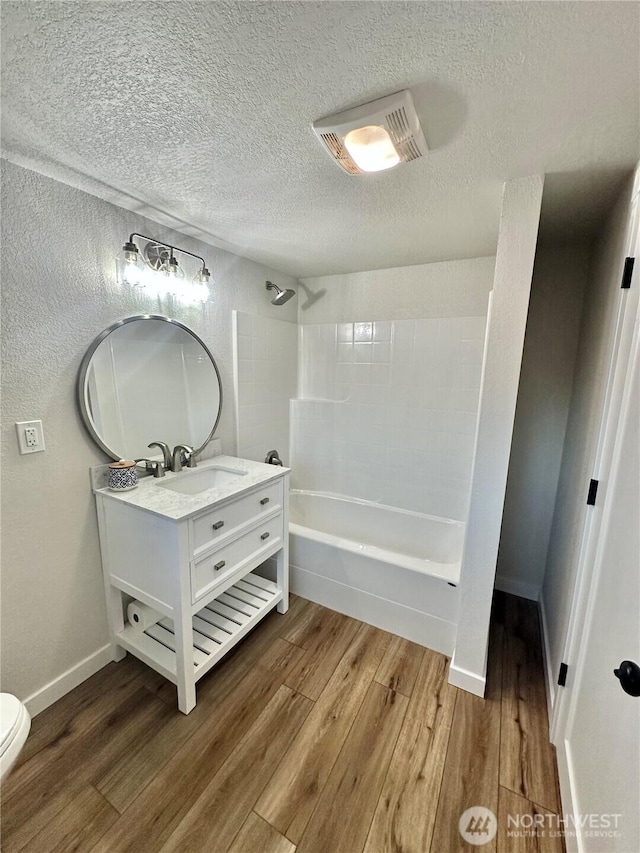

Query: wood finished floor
left=2, top=592, right=564, bottom=853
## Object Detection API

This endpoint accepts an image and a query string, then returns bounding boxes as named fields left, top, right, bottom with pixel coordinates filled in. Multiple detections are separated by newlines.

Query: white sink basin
left=157, top=466, right=247, bottom=496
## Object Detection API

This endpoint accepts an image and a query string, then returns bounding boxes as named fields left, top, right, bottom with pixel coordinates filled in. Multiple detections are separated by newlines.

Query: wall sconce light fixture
left=116, top=233, right=213, bottom=303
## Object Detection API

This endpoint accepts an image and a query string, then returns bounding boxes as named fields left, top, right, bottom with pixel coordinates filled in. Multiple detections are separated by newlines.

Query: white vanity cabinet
left=93, top=457, right=289, bottom=714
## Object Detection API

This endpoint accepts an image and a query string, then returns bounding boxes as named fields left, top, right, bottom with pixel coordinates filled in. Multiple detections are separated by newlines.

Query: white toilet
left=0, top=694, right=31, bottom=782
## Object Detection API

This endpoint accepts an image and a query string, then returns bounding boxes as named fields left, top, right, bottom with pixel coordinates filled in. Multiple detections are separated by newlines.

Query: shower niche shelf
left=115, top=572, right=283, bottom=684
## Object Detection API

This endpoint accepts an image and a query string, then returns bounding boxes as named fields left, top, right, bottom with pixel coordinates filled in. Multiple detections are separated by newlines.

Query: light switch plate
left=16, top=420, right=46, bottom=454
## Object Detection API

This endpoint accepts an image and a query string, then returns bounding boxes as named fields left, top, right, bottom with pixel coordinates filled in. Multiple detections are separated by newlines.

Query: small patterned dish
left=108, top=460, right=138, bottom=491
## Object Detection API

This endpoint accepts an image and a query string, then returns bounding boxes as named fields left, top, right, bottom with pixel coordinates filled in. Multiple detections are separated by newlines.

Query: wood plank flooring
left=2, top=591, right=564, bottom=853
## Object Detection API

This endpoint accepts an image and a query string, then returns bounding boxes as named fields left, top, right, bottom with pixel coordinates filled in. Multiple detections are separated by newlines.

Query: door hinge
left=558, top=662, right=568, bottom=687
left=621, top=257, right=635, bottom=289
left=587, top=478, right=599, bottom=506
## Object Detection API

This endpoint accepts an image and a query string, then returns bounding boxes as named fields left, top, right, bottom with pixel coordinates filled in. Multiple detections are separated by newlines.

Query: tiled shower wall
left=233, top=311, right=297, bottom=465
left=292, top=316, right=487, bottom=521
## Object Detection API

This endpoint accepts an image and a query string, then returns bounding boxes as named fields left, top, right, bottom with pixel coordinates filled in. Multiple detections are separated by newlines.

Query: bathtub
left=288, top=490, right=463, bottom=655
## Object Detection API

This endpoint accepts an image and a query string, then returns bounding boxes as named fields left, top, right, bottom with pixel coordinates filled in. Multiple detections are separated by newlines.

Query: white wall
left=299, top=257, right=495, bottom=324
left=451, top=175, right=544, bottom=696
left=233, top=311, right=297, bottom=465
left=541, top=172, right=638, bottom=710
left=0, top=159, right=297, bottom=706
left=495, top=244, right=590, bottom=599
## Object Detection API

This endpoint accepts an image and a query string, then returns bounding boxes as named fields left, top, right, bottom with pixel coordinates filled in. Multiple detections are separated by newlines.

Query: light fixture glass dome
left=188, top=267, right=211, bottom=303
left=116, top=241, right=146, bottom=286
left=343, top=125, right=400, bottom=172
left=162, top=252, right=185, bottom=280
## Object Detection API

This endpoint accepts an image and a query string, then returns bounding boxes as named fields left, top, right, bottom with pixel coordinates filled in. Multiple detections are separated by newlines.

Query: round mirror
left=78, top=315, right=222, bottom=461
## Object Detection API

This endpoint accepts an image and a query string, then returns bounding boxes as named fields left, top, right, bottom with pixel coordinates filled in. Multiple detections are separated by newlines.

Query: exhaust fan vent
left=319, top=132, right=361, bottom=175
left=385, top=107, right=422, bottom=162
left=313, top=90, right=428, bottom=175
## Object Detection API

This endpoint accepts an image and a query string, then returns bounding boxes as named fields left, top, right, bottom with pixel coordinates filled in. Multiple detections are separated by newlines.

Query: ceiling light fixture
left=312, top=89, right=428, bottom=175
left=116, top=234, right=212, bottom=303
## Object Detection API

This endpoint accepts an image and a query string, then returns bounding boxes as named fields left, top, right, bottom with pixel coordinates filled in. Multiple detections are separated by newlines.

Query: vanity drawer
left=192, top=480, right=283, bottom=557
left=191, top=512, right=284, bottom=603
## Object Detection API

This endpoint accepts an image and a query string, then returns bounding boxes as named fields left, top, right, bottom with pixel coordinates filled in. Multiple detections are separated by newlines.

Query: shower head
left=266, top=281, right=296, bottom=306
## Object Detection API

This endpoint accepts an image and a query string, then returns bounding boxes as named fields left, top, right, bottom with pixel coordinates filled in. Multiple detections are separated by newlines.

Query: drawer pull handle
left=260, top=532, right=270, bottom=540
left=212, top=521, right=224, bottom=530
left=260, top=497, right=270, bottom=505
left=214, top=560, right=226, bottom=571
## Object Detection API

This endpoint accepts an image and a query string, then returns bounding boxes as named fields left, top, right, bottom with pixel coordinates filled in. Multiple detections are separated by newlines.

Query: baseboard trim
left=555, top=737, right=579, bottom=853
left=290, top=564, right=456, bottom=656
left=448, top=657, right=487, bottom=697
left=23, top=644, right=112, bottom=718
left=494, top=575, right=541, bottom=601
left=539, top=592, right=557, bottom=739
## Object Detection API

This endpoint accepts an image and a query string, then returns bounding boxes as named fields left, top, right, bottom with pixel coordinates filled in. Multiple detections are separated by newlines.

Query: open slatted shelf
left=116, top=572, right=282, bottom=684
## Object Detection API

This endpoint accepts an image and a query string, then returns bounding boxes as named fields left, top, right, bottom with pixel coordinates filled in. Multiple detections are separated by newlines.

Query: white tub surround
left=290, top=491, right=463, bottom=571
left=287, top=272, right=489, bottom=657
left=93, top=456, right=290, bottom=714
left=293, top=316, right=486, bottom=521
left=289, top=491, right=462, bottom=655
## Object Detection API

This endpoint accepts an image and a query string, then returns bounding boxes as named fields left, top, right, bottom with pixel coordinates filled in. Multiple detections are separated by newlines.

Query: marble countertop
left=93, top=455, right=289, bottom=521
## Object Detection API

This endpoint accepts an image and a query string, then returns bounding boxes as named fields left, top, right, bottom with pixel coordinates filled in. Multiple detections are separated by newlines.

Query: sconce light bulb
left=122, top=241, right=139, bottom=263
left=116, top=241, right=145, bottom=286
left=122, top=263, right=141, bottom=285
left=197, top=266, right=211, bottom=285
left=188, top=267, right=211, bottom=303
left=193, top=283, right=209, bottom=302
left=164, top=252, right=184, bottom=282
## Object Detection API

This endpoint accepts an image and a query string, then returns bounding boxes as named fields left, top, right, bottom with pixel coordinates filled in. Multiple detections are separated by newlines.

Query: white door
left=557, top=310, right=640, bottom=852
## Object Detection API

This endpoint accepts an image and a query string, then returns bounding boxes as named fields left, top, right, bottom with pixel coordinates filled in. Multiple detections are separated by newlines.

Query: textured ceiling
left=2, top=1, right=638, bottom=277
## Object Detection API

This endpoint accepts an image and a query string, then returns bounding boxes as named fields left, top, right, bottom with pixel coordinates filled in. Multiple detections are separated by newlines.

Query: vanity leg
left=107, top=585, right=127, bottom=662
left=277, top=472, right=290, bottom=614
left=276, top=547, right=289, bottom=613
left=175, top=631, right=196, bottom=714
left=96, top=501, right=127, bottom=661
left=174, top=610, right=196, bottom=714
left=107, top=586, right=127, bottom=662
left=177, top=676, right=196, bottom=715
left=173, top=556, right=196, bottom=714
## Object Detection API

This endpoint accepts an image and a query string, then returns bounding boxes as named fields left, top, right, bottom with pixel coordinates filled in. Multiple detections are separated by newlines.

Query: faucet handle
left=135, top=458, right=165, bottom=478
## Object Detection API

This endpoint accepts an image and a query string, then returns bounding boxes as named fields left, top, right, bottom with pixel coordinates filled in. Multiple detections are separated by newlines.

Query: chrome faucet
left=148, top=441, right=172, bottom=471
left=265, top=449, right=283, bottom=466
left=172, top=444, right=196, bottom=473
